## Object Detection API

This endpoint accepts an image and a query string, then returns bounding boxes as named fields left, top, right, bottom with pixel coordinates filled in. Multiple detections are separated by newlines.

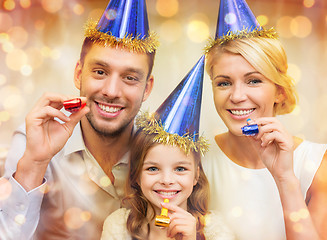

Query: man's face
left=74, top=44, right=153, bottom=137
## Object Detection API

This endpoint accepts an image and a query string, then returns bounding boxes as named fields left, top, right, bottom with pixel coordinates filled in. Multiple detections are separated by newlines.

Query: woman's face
left=140, top=144, right=198, bottom=215
left=211, top=52, right=282, bottom=136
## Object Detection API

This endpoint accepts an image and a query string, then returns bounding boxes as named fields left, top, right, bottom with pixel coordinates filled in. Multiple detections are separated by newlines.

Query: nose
left=101, top=75, right=122, bottom=99
left=229, top=82, right=247, bottom=103
left=159, top=170, right=175, bottom=186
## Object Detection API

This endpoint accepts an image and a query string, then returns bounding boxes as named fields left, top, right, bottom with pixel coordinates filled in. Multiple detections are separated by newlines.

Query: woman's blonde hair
left=124, top=129, right=209, bottom=240
left=206, top=37, right=298, bottom=115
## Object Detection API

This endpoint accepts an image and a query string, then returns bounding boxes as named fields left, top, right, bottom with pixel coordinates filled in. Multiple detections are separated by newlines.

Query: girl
left=101, top=57, right=235, bottom=239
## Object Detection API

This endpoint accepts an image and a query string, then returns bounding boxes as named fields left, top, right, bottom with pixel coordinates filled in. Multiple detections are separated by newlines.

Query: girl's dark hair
left=124, top=129, right=209, bottom=239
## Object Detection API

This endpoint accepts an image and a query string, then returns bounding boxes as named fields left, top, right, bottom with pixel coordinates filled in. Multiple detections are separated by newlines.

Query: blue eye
left=216, top=81, right=231, bottom=87
left=175, top=167, right=186, bottom=172
left=147, top=167, right=158, bottom=172
left=248, top=79, right=262, bottom=85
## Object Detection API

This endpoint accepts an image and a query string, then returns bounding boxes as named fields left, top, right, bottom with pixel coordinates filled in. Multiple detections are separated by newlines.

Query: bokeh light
left=231, top=206, right=243, bottom=218
left=187, top=20, right=210, bottom=43
left=20, top=0, right=31, bottom=9
left=14, top=214, right=26, bottom=225
left=0, top=111, right=10, bottom=122
left=81, top=211, right=92, bottom=222
left=257, top=15, right=268, bottom=27
left=2, top=41, right=14, bottom=53
left=64, top=207, right=87, bottom=229
left=160, top=20, right=182, bottom=42
left=225, top=13, right=237, bottom=25
left=303, top=0, right=315, bottom=8
left=6, top=49, right=28, bottom=71
left=290, top=16, right=312, bottom=38
left=34, top=20, right=46, bottom=31
left=41, top=0, right=64, bottom=14
left=276, top=16, right=293, bottom=38
left=3, top=0, right=15, bottom=11
left=73, top=4, right=85, bottom=16
left=0, top=75, right=7, bottom=86
left=0, top=13, right=13, bottom=32
left=104, top=9, right=117, bottom=20
left=156, top=0, right=179, bottom=18
left=20, top=65, right=33, bottom=76
left=100, top=176, right=111, bottom=187
left=0, top=178, right=12, bottom=200
left=26, top=47, right=44, bottom=69
left=88, top=8, right=104, bottom=21
left=7, top=26, right=29, bottom=49
left=288, top=63, right=302, bottom=84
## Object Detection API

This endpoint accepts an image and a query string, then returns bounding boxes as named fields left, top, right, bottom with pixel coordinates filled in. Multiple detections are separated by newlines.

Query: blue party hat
left=85, top=0, right=158, bottom=53
left=205, top=0, right=277, bottom=52
left=136, top=56, right=208, bottom=155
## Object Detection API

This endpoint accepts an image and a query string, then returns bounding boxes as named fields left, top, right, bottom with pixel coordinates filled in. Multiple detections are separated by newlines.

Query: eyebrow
left=88, top=59, right=145, bottom=78
left=214, top=71, right=262, bottom=80
left=244, top=71, right=261, bottom=77
left=143, top=161, right=193, bottom=166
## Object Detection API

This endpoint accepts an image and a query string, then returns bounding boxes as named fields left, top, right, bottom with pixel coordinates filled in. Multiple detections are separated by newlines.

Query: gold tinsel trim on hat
left=135, top=112, right=209, bottom=156
left=84, top=20, right=159, bottom=53
left=204, top=27, right=278, bottom=54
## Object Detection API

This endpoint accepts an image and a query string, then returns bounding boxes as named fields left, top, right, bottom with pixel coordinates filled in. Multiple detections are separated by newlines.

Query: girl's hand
left=249, top=117, right=295, bottom=181
left=161, top=202, right=197, bottom=240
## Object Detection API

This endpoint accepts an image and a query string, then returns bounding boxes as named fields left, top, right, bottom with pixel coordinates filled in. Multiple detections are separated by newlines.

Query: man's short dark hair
left=79, top=38, right=156, bottom=79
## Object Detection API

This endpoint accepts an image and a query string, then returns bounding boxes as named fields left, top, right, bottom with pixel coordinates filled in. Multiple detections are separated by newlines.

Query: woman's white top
left=203, top=140, right=327, bottom=240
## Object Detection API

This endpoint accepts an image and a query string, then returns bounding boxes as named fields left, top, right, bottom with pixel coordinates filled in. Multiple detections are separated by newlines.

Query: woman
left=203, top=0, right=327, bottom=239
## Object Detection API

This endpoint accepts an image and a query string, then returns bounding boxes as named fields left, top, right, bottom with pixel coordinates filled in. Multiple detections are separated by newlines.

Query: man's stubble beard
left=85, top=110, right=134, bottom=138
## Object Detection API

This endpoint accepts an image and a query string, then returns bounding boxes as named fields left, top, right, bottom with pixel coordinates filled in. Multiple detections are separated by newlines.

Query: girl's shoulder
left=204, top=211, right=236, bottom=240
left=101, top=208, right=131, bottom=240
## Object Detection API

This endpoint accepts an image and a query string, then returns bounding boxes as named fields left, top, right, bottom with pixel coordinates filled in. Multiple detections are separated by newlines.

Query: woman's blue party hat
left=205, top=0, right=277, bottom=52
left=136, top=56, right=208, bottom=155
left=85, top=0, right=158, bottom=53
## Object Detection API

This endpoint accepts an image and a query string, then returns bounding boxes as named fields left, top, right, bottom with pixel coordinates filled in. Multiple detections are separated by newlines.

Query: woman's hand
left=161, top=202, right=197, bottom=240
left=249, top=117, right=295, bottom=181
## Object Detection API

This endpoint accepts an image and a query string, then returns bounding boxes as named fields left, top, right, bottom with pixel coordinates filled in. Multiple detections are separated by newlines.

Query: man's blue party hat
left=205, top=0, right=277, bottom=52
left=136, top=56, right=208, bottom=155
left=85, top=0, right=158, bottom=53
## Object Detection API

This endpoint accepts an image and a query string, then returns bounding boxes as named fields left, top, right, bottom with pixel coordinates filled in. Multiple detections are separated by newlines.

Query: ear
left=74, top=60, right=82, bottom=90
left=275, top=86, right=286, bottom=104
left=193, top=166, right=200, bottom=186
left=142, top=75, right=154, bottom=102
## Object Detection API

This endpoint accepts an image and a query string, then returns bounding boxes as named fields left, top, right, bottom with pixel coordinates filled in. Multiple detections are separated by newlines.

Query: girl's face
left=211, top=52, right=282, bottom=136
left=140, top=144, right=198, bottom=214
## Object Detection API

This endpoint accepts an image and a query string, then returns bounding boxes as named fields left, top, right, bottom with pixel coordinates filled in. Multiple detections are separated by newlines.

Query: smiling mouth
left=97, top=103, right=123, bottom=113
left=229, top=108, right=254, bottom=116
left=155, top=191, right=180, bottom=197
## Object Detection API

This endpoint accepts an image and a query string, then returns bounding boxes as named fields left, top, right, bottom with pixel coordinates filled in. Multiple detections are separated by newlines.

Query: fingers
left=28, top=93, right=88, bottom=124
left=161, top=202, right=197, bottom=239
left=249, top=117, right=293, bottom=150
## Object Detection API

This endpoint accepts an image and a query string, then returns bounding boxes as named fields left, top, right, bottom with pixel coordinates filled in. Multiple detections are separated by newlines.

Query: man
left=0, top=0, right=158, bottom=239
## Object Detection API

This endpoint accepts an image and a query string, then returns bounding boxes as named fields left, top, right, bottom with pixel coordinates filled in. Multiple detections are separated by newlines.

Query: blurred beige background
left=1, top=0, right=327, bottom=168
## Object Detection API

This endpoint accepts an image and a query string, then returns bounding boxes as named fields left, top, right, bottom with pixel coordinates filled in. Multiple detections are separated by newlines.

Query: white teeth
left=98, top=103, right=121, bottom=113
left=230, top=109, right=254, bottom=116
left=157, top=191, right=178, bottom=196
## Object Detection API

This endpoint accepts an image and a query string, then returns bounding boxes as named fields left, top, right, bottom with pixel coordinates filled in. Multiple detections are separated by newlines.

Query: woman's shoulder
left=204, top=211, right=236, bottom=240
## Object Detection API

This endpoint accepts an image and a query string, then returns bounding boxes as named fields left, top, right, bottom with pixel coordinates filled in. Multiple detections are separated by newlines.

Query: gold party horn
left=155, top=199, right=170, bottom=227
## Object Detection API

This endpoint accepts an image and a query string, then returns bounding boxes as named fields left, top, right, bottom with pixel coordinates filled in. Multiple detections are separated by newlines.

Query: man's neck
left=80, top=118, right=133, bottom=176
